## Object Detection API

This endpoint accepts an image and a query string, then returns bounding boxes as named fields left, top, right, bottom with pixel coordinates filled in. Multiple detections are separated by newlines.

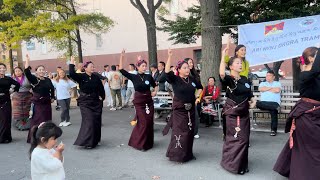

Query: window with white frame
left=169, top=0, right=179, bottom=15
left=96, top=34, right=103, bottom=48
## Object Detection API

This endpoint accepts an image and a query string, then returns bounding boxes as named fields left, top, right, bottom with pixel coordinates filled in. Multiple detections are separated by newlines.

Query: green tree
left=0, top=0, right=115, bottom=63
left=130, top=0, right=164, bottom=66
left=0, top=0, right=36, bottom=72
left=159, top=0, right=320, bottom=85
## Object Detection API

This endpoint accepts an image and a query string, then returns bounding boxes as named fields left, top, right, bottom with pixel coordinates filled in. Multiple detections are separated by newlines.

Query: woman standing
left=12, top=67, right=32, bottom=128
left=184, top=58, right=201, bottom=139
left=163, top=49, right=203, bottom=163
left=119, top=50, right=158, bottom=151
left=24, top=55, right=55, bottom=143
left=219, top=47, right=255, bottom=175
left=69, top=57, right=105, bottom=149
left=224, top=37, right=250, bottom=78
left=0, top=63, right=20, bottom=143
left=274, top=47, right=320, bottom=180
left=52, top=69, right=77, bottom=127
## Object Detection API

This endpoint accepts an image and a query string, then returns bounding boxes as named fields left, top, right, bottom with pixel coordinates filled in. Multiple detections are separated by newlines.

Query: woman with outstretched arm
left=119, top=49, right=158, bottom=151
left=163, top=49, right=203, bottom=163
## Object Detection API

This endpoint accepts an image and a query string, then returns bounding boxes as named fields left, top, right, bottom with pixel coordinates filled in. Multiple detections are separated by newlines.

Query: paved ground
left=0, top=105, right=288, bottom=180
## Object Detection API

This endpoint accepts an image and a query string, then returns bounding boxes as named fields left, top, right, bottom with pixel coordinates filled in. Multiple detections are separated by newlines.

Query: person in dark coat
left=0, top=63, right=20, bottom=143
left=119, top=49, right=158, bottom=151
left=219, top=47, right=256, bottom=175
left=24, top=55, right=55, bottom=143
left=273, top=47, right=320, bottom=180
left=69, top=56, right=105, bottom=149
left=163, top=49, right=203, bottom=163
left=156, top=61, right=167, bottom=92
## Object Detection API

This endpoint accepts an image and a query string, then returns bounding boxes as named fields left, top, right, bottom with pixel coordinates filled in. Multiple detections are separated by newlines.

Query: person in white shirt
left=257, top=70, right=282, bottom=136
left=108, top=65, right=123, bottom=111
left=52, top=69, right=77, bottom=127
left=30, top=122, right=65, bottom=180
left=101, top=65, right=113, bottom=107
left=124, top=64, right=137, bottom=107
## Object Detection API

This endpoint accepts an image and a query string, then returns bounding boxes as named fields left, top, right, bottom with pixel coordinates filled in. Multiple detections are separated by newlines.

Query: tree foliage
left=0, top=0, right=115, bottom=61
left=158, top=5, right=201, bottom=44
left=159, top=0, right=320, bottom=44
left=130, top=0, right=163, bottom=66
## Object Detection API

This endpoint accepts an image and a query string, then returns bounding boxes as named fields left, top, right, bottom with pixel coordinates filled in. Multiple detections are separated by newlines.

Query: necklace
left=227, top=76, right=239, bottom=93
left=138, top=74, right=145, bottom=81
left=180, top=76, right=189, bottom=84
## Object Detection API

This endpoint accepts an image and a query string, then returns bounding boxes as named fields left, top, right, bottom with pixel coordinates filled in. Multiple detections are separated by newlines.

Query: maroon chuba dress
left=220, top=75, right=253, bottom=174
left=163, top=71, right=203, bottom=163
left=273, top=49, right=320, bottom=180
left=120, top=69, right=156, bottom=151
left=24, top=66, right=55, bottom=143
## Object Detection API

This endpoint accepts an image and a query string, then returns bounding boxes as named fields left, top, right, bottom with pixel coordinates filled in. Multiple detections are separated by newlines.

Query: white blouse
left=31, top=147, right=65, bottom=180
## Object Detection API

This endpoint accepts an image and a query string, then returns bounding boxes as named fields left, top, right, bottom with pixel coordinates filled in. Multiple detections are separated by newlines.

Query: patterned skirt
left=12, top=92, right=32, bottom=121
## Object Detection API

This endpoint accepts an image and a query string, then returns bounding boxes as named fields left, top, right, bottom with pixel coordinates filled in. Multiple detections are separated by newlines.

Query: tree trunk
left=292, top=57, right=300, bottom=92
left=75, top=28, right=83, bottom=63
left=70, top=0, right=82, bottom=63
left=9, top=48, right=13, bottom=74
left=67, top=32, right=73, bottom=57
left=199, top=0, right=221, bottom=86
left=146, top=20, right=158, bottom=66
left=273, top=61, right=284, bottom=81
left=16, top=42, right=23, bottom=69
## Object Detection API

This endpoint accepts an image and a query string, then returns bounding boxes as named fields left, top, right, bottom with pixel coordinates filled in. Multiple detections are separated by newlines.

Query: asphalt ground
left=0, top=105, right=288, bottom=180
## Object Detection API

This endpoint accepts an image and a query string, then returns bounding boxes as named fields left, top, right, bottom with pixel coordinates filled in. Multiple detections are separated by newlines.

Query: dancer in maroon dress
left=24, top=55, right=55, bottom=143
left=163, top=49, right=203, bottom=163
left=274, top=47, right=320, bottom=180
left=119, top=50, right=158, bottom=151
left=219, top=47, right=256, bottom=174
left=0, top=63, right=20, bottom=143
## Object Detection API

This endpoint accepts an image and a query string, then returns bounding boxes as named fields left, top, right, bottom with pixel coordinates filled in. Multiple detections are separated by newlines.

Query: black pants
left=256, top=101, right=279, bottom=132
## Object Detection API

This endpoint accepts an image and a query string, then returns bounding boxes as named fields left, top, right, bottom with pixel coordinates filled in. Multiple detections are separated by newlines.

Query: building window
left=96, top=34, right=103, bottom=49
left=41, top=41, right=47, bottom=54
left=194, top=49, right=202, bottom=70
left=26, top=41, right=35, bottom=50
left=169, top=0, right=179, bottom=15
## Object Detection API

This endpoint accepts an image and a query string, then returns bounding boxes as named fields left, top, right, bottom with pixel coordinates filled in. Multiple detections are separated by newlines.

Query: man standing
left=124, top=64, right=137, bottom=107
left=156, top=61, right=166, bottom=92
left=102, top=65, right=112, bottom=107
left=150, top=63, right=158, bottom=80
left=108, top=65, right=123, bottom=111
left=257, top=70, right=282, bottom=136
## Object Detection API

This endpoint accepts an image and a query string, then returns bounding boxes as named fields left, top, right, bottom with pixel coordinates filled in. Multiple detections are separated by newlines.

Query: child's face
left=44, top=137, right=57, bottom=149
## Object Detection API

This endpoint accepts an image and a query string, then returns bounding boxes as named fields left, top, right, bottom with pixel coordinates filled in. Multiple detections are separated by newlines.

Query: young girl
left=52, top=69, right=77, bottom=127
left=29, top=122, right=65, bottom=180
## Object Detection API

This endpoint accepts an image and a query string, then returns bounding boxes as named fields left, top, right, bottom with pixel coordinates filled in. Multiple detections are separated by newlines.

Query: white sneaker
left=194, top=134, right=200, bottom=139
left=110, top=107, right=116, bottom=111
left=63, top=122, right=71, bottom=127
left=117, top=106, right=122, bottom=110
left=59, top=121, right=66, bottom=127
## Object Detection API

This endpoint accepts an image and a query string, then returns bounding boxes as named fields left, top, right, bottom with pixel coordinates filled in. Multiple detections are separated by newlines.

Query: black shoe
left=55, top=106, right=61, bottom=111
left=270, top=131, right=277, bottom=136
